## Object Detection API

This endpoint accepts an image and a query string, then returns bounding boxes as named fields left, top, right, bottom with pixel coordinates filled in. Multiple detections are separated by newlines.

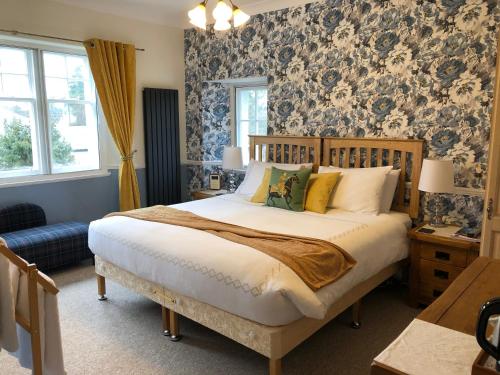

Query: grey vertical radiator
left=143, top=88, right=181, bottom=206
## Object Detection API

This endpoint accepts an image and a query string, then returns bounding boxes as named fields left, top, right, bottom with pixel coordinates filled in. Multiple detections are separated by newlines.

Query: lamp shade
left=418, top=159, right=455, bottom=193
left=222, top=146, right=243, bottom=170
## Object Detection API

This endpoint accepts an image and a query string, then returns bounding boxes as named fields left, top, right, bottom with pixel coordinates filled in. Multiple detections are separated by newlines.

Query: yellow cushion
left=305, top=173, right=341, bottom=214
left=250, top=168, right=272, bottom=203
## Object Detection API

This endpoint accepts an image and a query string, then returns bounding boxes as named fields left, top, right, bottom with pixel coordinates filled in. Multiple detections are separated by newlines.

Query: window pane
left=256, top=89, right=267, bottom=121
left=236, top=87, right=268, bottom=165
left=238, top=120, right=250, bottom=165
left=256, top=120, right=267, bottom=135
left=43, top=52, right=95, bottom=101
left=0, top=47, right=34, bottom=98
left=45, top=77, right=68, bottom=100
left=43, top=52, right=66, bottom=78
left=44, top=50, right=100, bottom=174
left=238, top=90, right=256, bottom=121
left=0, top=101, right=41, bottom=177
left=48, top=101, right=100, bottom=173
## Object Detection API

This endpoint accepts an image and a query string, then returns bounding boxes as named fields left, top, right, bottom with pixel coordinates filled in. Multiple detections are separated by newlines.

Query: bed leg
left=97, top=274, right=108, bottom=301
left=169, top=310, right=182, bottom=341
left=161, top=306, right=171, bottom=336
left=269, top=358, right=282, bottom=375
left=351, top=299, right=361, bottom=329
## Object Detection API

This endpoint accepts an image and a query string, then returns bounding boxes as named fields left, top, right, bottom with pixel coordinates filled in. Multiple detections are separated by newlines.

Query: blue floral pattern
left=184, top=0, right=499, bottom=229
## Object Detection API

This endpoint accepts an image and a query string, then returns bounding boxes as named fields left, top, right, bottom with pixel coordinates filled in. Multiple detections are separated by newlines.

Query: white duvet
left=88, top=194, right=411, bottom=326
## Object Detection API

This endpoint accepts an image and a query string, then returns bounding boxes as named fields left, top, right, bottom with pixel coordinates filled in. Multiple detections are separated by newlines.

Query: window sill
left=0, top=169, right=111, bottom=189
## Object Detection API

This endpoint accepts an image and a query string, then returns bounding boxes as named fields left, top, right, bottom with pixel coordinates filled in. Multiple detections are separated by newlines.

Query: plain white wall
left=0, top=0, right=186, bottom=169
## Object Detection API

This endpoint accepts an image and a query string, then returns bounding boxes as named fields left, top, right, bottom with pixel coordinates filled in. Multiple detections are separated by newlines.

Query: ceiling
left=49, top=0, right=313, bottom=29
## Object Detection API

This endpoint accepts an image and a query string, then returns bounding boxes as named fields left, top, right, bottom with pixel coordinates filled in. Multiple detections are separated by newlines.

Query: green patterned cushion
left=265, top=167, right=312, bottom=212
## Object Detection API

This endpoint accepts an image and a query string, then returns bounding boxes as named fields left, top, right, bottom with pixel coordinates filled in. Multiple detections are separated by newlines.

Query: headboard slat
left=355, top=148, right=361, bottom=168
left=377, top=149, right=383, bottom=167
left=343, top=148, right=350, bottom=168
left=398, top=151, right=407, bottom=208
left=334, top=148, right=340, bottom=167
left=388, top=149, right=395, bottom=167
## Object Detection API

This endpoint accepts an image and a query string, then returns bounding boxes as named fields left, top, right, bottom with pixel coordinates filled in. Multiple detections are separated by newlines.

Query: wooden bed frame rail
left=0, top=244, right=59, bottom=375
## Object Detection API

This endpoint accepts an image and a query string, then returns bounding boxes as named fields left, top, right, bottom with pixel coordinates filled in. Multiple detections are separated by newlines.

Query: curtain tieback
left=121, top=150, right=137, bottom=162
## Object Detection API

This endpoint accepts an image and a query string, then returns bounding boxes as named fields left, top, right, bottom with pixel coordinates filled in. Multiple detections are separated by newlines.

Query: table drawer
left=419, top=242, right=468, bottom=267
left=420, top=259, right=462, bottom=286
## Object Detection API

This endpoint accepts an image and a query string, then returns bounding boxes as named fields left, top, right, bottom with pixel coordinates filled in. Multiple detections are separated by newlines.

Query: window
left=0, top=44, right=100, bottom=180
left=235, top=86, right=267, bottom=165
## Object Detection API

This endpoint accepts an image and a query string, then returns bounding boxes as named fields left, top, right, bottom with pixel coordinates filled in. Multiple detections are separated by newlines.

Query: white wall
left=1, top=0, right=186, bottom=169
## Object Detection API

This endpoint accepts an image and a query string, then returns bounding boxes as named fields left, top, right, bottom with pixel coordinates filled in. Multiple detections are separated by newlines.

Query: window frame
left=0, top=37, right=107, bottom=187
left=233, top=85, right=268, bottom=166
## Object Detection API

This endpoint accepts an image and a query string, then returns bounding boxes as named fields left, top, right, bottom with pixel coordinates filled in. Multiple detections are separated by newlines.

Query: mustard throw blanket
left=106, top=206, right=357, bottom=291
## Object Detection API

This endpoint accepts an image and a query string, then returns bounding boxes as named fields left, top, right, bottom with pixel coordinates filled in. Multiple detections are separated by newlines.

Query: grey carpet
left=0, top=264, right=421, bottom=374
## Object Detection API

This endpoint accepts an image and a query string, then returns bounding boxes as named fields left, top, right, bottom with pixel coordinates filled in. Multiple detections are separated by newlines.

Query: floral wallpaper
left=184, top=0, right=499, bottom=228
left=201, top=82, right=231, bottom=160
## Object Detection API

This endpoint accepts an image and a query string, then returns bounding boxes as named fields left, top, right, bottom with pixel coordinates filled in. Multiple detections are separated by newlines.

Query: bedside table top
left=409, top=223, right=480, bottom=251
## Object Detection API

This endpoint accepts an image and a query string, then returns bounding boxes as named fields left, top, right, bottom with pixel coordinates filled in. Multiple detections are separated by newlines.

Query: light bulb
left=233, top=7, right=250, bottom=27
left=214, top=19, right=231, bottom=31
left=213, top=0, right=232, bottom=21
left=188, top=3, right=207, bottom=29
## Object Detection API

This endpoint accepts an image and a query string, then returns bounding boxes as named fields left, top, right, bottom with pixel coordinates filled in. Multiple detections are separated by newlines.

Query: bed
left=89, top=136, right=424, bottom=375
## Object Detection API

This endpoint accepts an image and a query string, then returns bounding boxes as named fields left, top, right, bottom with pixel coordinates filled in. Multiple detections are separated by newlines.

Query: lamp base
left=428, top=193, right=447, bottom=228
left=429, top=215, right=446, bottom=228
left=227, top=170, right=237, bottom=193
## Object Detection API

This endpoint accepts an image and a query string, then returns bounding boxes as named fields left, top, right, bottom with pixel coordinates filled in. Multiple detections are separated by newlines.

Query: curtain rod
left=0, top=29, right=145, bottom=52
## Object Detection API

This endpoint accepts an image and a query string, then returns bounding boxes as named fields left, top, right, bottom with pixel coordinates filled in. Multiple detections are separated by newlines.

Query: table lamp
left=222, top=146, right=243, bottom=193
left=418, top=159, right=455, bottom=227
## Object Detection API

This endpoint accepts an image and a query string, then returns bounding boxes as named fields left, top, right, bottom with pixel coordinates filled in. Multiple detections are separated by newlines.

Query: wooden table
left=371, top=257, right=500, bottom=374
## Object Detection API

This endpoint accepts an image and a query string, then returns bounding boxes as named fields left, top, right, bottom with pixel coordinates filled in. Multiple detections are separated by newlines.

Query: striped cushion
left=2, top=222, right=92, bottom=272
left=0, top=203, right=47, bottom=234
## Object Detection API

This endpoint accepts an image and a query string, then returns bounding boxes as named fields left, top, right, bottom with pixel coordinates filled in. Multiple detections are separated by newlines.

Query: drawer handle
left=433, top=289, right=443, bottom=297
left=434, top=269, right=449, bottom=280
left=435, top=251, right=450, bottom=261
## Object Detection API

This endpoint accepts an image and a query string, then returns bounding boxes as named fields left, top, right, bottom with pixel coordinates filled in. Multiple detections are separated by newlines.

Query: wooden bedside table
left=191, top=189, right=228, bottom=200
left=409, top=224, right=480, bottom=307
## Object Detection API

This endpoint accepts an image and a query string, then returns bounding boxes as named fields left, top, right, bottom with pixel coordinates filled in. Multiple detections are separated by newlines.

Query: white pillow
left=380, top=170, right=401, bottom=213
left=318, top=166, right=392, bottom=214
left=236, top=160, right=313, bottom=196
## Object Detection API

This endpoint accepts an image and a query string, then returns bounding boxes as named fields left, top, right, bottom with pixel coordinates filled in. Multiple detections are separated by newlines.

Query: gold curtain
left=84, top=39, right=140, bottom=211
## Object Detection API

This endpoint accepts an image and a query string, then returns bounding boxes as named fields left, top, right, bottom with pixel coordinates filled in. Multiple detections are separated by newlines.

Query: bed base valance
left=95, top=256, right=405, bottom=375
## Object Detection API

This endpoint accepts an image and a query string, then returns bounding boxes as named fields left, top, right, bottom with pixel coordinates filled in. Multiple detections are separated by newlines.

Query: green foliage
left=51, top=125, right=74, bottom=165
left=0, top=118, right=33, bottom=169
left=0, top=117, right=74, bottom=170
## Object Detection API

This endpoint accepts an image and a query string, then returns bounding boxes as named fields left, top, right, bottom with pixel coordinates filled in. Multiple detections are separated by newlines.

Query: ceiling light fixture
left=188, top=0, right=250, bottom=31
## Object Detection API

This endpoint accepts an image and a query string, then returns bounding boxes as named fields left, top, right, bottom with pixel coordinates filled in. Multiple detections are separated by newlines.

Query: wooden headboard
left=249, top=136, right=322, bottom=170
left=322, top=137, right=424, bottom=218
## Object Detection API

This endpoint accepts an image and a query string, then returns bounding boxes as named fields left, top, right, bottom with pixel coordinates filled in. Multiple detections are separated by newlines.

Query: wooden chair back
left=0, top=244, right=59, bottom=375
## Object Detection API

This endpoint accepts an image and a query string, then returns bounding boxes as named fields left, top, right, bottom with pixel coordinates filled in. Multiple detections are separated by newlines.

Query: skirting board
left=95, top=256, right=406, bottom=360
